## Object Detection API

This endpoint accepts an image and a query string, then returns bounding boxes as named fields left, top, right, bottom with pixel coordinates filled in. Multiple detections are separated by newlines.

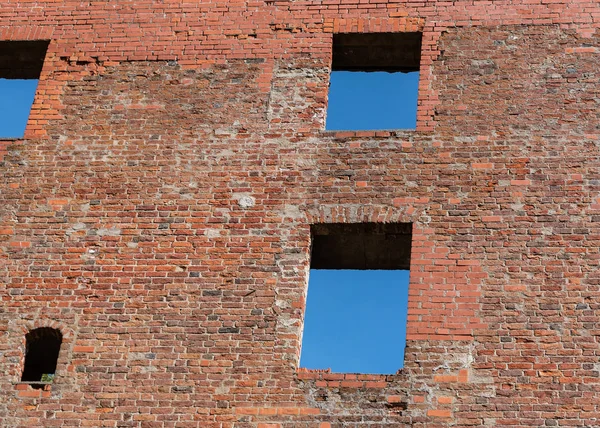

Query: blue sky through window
left=326, top=71, right=419, bottom=131
left=0, top=78, right=39, bottom=138
left=300, top=269, right=410, bottom=374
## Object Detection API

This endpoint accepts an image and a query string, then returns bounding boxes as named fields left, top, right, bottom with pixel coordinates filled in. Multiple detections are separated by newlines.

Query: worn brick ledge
left=297, top=367, right=400, bottom=388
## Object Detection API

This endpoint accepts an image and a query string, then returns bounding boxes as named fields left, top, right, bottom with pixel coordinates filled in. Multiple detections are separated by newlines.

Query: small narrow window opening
left=300, top=223, right=412, bottom=374
left=326, top=32, right=422, bottom=131
left=21, top=327, right=62, bottom=389
left=0, top=40, right=49, bottom=138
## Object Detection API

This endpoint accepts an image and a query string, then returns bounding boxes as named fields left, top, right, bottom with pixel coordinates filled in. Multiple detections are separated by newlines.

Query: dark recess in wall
left=0, top=40, right=49, bottom=79
left=332, top=32, right=422, bottom=72
left=311, top=223, right=412, bottom=270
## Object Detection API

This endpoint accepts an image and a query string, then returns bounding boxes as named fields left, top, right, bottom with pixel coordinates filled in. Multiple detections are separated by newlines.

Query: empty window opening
left=300, top=223, right=412, bottom=374
left=21, top=327, right=62, bottom=388
left=326, top=32, right=421, bottom=131
left=0, top=40, right=49, bottom=138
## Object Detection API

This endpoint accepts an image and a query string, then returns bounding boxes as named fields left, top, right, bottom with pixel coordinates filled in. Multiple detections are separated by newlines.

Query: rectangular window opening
left=21, top=327, right=62, bottom=389
left=300, top=223, right=412, bottom=375
left=0, top=40, right=49, bottom=138
left=326, top=32, right=422, bottom=131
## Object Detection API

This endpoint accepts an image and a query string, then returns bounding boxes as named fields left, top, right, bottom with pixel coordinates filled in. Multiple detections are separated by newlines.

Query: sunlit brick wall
left=2, top=1, right=600, bottom=426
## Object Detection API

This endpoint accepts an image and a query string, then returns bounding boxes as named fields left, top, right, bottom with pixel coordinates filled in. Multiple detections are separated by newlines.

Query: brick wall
left=2, top=1, right=600, bottom=426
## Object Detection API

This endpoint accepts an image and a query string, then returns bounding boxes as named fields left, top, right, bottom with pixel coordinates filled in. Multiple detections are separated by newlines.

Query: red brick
left=18, top=390, right=41, bottom=398
left=428, top=409, right=452, bottom=418
left=438, top=396, right=453, bottom=404
left=72, top=346, right=94, bottom=353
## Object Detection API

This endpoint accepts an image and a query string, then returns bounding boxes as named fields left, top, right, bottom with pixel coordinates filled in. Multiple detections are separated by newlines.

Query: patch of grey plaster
left=431, top=342, right=474, bottom=374
left=215, top=385, right=230, bottom=395
left=205, top=229, right=221, bottom=238
left=278, top=317, right=298, bottom=328
left=236, top=195, right=255, bottom=209
left=296, top=157, right=316, bottom=168
left=281, top=204, right=304, bottom=220
left=212, top=149, right=235, bottom=160
left=511, top=202, right=524, bottom=212
left=275, top=299, right=290, bottom=309
left=66, top=222, right=87, bottom=235
left=138, top=365, right=158, bottom=374
left=128, top=352, right=152, bottom=361
left=312, top=107, right=326, bottom=126
left=215, top=122, right=244, bottom=136
left=97, top=227, right=122, bottom=236
left=418, top=212, right=431, bottom=224
left=214, top=127, right=233, bottom=136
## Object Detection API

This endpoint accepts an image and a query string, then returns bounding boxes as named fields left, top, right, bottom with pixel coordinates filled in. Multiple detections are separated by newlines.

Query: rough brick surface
left=2, top=1, right=600, bottom=427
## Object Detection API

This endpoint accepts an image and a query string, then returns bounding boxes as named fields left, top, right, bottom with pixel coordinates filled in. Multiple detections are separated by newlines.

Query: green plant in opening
left=41, top=373, right=55, bottom=383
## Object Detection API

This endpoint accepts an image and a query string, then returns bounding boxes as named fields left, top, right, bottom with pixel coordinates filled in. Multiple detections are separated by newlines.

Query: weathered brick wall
left=2, top=1, right=600, bottom=427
